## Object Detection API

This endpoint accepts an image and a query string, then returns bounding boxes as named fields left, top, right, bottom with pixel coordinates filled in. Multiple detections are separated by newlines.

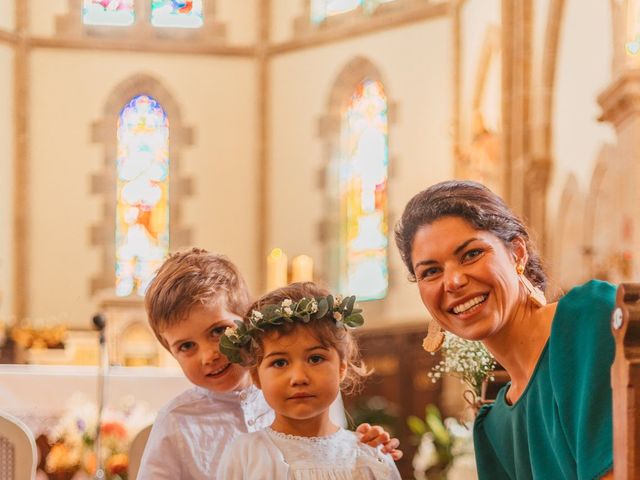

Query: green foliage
left=219, top=294, right=364, bottom=365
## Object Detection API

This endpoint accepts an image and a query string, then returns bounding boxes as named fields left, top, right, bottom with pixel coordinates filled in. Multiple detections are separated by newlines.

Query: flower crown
left=219, top=294, right=364, bottom=365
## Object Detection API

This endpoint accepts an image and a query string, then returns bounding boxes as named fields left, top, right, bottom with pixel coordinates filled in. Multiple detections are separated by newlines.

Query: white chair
left=0, top=411, right=37, bottom=480
left=128, top=424, right=152, bottom=480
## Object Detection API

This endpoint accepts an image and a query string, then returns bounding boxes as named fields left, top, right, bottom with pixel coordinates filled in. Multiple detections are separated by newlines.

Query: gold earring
left=422, top=320, right=445, bottom=353
left=516, top=264, right=546, bottom=307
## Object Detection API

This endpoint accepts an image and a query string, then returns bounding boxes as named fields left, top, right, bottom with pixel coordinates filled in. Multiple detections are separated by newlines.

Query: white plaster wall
left=271, top=0, right=304, bottom=43
left=217, top=0, right=256, bottom=45
left=0, top=0, right=15, bottom=31
left=0, top=45, right=14, bottom=321
left=29, top=50, right=257, bottom=327
left=270, top=18, right=453, bottom=328
left=28, top=0, right=67, bottom=37
left=547, top=0, right=616, bottom=220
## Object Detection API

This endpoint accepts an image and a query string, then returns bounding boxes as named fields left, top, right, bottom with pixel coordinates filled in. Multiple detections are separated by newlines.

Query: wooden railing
left=612, top=283, right=640, bottom=479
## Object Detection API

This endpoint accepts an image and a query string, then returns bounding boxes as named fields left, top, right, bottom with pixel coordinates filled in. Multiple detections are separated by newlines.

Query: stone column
left=596, top=0, right=640, bottom=281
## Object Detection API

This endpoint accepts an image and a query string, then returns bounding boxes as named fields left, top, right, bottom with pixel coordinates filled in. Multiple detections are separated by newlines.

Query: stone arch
left=553, top=174, right=586, bottom=290
left=457, top=24, right=503, bottom=195
left=584, top=144, right=627, bottom=282
left=315, top=56, right=397, bottom=301
left=118, top=320, right=158, bottom=366
left=90, top=73, right=193, bottom=295
left=537, top=0, right=566, bottom=158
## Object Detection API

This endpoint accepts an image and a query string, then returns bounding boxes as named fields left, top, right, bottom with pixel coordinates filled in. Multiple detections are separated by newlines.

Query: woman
left=395, top=180, right=614, bottom=479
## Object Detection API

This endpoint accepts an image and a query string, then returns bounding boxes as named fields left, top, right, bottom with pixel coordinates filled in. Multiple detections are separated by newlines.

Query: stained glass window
left=116, top=95, right=169, bottom=297
left=151, top=0, right=203, bottom=28
left=82, top=0, right=135, bottom=26
left=338, top=79, right=388, bottom=301
left=311, top=0, right=395, bottom=24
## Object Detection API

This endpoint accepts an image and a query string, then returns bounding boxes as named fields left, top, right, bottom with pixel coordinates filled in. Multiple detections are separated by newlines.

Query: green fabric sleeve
left=473, top=405, right=512, bottom=480
left=549, top=280, right=615, bottom=480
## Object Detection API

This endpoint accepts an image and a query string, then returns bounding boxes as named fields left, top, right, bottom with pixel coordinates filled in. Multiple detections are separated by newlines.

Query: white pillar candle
left=266, top=248, right=288, bottom=291
left=290, top=255, right=314, bottom=283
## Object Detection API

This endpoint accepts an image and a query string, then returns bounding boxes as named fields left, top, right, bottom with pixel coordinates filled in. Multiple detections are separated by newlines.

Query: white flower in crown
left=224, top=327, right=239, bottom=341
left=280, top=299, right=294, bottom=316
left=309, top=299, right=318, bottom=313
left=333, top=311, right=343, bottom=322
left=334, top=295, right=344, bottom=306
left=250, top=310, right=263, bottom=322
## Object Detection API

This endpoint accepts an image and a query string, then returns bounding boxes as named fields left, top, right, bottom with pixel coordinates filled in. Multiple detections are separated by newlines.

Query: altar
left=0, top=364, right=190, bottom=436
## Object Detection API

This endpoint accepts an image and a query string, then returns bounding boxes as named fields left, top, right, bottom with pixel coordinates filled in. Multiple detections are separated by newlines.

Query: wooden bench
left=612, top=283, right=640, bottom=479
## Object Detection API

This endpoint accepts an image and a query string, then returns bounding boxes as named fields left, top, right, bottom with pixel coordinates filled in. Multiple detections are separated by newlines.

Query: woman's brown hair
left=394, top=180, right=547, bottom=290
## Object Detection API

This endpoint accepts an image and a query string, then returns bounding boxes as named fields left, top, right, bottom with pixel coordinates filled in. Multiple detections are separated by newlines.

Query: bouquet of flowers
left=408, top=404, right=476, bottom=480
left=45, top=394, right=155, bottom=479
left=427, top=333, right=496, bottom=406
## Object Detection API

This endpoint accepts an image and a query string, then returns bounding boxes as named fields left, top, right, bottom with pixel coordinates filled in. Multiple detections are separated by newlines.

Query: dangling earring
left=422, top=320, right=445, bottom=353
left=516, top=264, right=547, bottom=307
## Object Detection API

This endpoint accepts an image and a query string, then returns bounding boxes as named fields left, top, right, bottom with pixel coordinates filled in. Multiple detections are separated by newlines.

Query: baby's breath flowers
left=428, top=333, right=496, bottom=399
left=220, top=294, right=364, bottom=365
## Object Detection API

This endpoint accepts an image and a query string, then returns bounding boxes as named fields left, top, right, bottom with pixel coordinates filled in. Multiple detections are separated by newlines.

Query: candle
left=266, top=248, right=288, bottom=291
left=290, top=255, right=314, bottom=283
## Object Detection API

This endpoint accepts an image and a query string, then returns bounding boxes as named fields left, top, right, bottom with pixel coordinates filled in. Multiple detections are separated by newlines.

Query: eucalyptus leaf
left=345, top=295, right=356, bottom=313
left=345, top=313, right=364, bottom=327
left=316, top=298, right=329, bottom=318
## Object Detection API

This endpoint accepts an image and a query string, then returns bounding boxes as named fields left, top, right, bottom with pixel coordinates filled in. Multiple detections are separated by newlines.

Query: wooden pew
left=612, top=283, right=640, bottom=479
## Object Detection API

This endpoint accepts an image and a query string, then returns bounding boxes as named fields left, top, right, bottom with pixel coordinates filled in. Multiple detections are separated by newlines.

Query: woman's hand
left=355, top=423, right=403, bottom=461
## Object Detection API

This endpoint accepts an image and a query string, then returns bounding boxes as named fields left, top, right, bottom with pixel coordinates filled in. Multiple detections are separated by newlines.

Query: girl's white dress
left=217, top=426, right=402, bottom=480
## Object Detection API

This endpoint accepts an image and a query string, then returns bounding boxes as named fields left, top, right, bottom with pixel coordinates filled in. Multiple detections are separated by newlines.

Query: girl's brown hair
left=245, top=282, right=370, bottom=395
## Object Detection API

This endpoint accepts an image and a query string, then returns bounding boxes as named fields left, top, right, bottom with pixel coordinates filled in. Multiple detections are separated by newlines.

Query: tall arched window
left=83, top=0, right=135, bottom=26
left=310, top=0, right=396, bottom=24
left=116, top=95, right=169, bottom=297
left=151, top=0, right=204, bottom=28
left=339, top=79, right=388, bottom=300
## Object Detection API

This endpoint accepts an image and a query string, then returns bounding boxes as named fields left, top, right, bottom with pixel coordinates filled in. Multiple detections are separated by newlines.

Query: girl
left=217, top=282, right=402, bottom=480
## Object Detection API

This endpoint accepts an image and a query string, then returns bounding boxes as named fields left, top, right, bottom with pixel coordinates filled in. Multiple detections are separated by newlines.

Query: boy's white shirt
left=137, top=384, right=346, bottom=480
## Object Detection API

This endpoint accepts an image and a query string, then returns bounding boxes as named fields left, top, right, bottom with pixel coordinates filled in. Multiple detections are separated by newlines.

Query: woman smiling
left=395, top=180, right=614, bottom=480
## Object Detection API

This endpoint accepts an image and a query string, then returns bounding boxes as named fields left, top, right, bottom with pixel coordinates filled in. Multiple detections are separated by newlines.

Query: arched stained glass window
left=116, top=95, right=169, bottom=297
left=339, top=79, right=388, bottom=300
left=311, top=0, right=395, bottom=24
left=151, top=0, right=204, bottom=28
left=82, top=0, right=135, bottom=26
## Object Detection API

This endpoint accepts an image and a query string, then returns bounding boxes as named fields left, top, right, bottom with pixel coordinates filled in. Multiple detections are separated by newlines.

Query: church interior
left=0, top=0, right=637, bottom=478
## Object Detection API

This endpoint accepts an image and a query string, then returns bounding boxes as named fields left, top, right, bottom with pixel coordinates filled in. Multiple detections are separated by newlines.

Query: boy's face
left=253, top=327, right=345, bottom=428
left=162, top=300, right=250, bottom=393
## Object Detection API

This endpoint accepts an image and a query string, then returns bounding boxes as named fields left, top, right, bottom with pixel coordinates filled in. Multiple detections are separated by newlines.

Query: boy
left=138, top=248, right=399, bottom=479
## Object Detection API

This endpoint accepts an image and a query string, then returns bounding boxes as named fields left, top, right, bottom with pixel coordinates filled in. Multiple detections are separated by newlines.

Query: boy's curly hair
left=145, top=247, right=251, bottom=350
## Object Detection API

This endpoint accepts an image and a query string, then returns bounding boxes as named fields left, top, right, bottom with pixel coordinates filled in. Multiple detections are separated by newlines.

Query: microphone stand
left=92, top=313, right=108, bottom=480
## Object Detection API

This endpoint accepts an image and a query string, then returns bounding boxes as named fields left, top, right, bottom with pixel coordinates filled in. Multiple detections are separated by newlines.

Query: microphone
left=92, top=313, right=108, bottom=480
left=92, top=313, right=106, bottom=332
